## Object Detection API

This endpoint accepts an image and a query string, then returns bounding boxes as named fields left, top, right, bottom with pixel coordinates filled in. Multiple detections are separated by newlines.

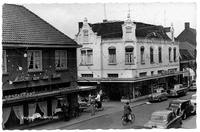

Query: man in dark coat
left=123, top=102, right=132, bottom=120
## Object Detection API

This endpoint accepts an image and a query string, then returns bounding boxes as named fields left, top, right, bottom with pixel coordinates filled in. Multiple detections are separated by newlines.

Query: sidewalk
left=28, top=99, right=147, bottom=130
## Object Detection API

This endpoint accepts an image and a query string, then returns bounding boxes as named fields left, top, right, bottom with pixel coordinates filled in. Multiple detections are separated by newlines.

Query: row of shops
left=78, top=71, right=188, bottom=101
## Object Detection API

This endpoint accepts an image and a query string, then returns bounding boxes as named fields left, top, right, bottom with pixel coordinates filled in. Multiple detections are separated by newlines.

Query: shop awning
left=3, top=86, right=96, bottom=104
left=78, top=71, right=188, bottom=83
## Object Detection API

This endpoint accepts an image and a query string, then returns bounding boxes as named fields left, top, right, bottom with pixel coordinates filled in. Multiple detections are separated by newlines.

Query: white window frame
left=80, top=49, right=93, bottom=65
left=125, top=46, right=134, bottom=65
left=2, top=50, right=7, bottom=74
left=108, top=47, right=117, bottom=64
left=27, top=50, right=42, bottom=72
left=55, top=50, right=68, bottom=70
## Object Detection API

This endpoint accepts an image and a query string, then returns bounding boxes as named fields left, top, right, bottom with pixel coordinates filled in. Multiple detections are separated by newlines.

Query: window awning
left=3, top=86, right=96, bottom=104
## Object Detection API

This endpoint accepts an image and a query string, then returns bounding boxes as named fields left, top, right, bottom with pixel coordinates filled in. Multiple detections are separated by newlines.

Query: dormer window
left=83, top=30, right=88, bottom=36
left=126, top=27, right=132, bottom=33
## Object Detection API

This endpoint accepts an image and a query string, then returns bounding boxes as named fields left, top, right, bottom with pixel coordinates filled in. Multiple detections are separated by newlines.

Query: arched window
left=173, top=48, right=176, bottom=62
left=125, top=46, right=134, bottom=64
left=140, top=46, right=145, bottom=64
left=169, top=47, right=172, bottom=62
left=80, top=48, right=93, bottom=65
left=150, top=47, right=154, bottom=64
left=126, top=26, right=132, bottom=33
left=83, top=30, right=88, bottom=36
left=108, top=46, right=116, bottom=64
left=158, top=47, right=162, bottom=63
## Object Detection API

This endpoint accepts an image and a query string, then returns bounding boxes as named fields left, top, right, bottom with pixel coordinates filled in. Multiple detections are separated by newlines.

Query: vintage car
left=148, top=88, right=168, bottom=102
left=189, top=81, right=196, bottom=91
left=168, top=84, right=188, bottom=97
left=167, top=99, right=195, bottom=120
left=190, top=94, right=196, bottom=114
left=144, top=110, right=182, bottom=129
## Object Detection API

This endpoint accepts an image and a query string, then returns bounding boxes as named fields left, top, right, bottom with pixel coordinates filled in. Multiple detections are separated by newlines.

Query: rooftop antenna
left=103, top=3, right=107, bottom=22
left=164, top=9, right=166, bottom=26
left=128, top=3, right=131, bottom=19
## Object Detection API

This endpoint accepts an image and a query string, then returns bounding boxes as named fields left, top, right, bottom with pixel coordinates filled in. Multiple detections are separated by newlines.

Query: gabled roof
left=3, top=4, right=79, bottom=47
left=176, top=27, right=196, bottom=46
left=179, top=49, right=195, bottom=61
left=79, top=21, right=170, bottom=40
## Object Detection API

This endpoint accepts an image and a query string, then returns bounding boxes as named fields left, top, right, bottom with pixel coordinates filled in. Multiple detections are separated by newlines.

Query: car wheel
left=182, top=112, right=187, bottom=120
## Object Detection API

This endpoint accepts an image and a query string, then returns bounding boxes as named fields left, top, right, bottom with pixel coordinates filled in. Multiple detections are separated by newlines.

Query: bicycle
left=121, top=113, right=135, bottom=126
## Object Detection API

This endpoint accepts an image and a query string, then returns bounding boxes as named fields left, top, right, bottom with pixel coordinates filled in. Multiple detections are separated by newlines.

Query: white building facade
left=75, top=16, right=182, bottom=100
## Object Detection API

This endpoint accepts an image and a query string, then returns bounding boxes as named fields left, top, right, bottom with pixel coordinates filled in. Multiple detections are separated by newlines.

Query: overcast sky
left=21, top=3, right=196, bottom=39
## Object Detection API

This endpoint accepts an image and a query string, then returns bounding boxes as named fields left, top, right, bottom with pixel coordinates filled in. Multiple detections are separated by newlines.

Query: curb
left=59, top=101, right=147, bottom=129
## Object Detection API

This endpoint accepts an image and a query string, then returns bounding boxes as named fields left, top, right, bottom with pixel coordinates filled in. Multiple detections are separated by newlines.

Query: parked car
left=167, top=99, right=195, bottom=120
left=168, top=84, right=188, bottom=97
left=148, top=88, right=168, bottom=102
left=144, top=110, right=182, bottom=128
left=189, top=81, right=196, bottom=91
left=190, top=94, right=196, bottom=114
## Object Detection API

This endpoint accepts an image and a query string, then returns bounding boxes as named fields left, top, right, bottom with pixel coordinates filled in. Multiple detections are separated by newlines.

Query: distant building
left=75, top=14, right=185, bottom=101
left=176, top=22, right=196, bottom=81
left=2, top=4, right=94, bottom=129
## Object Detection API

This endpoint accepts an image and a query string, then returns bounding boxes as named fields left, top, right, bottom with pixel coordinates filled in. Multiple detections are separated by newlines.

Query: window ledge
left=79, top=64, right=93, bottom=66
left=28, top=70, right=43, bottom=73
left=108, top=63, right=117, bottom=65
left=55, top=68, right=68, bottom=72
left=125, top=63, right=135, bottom=65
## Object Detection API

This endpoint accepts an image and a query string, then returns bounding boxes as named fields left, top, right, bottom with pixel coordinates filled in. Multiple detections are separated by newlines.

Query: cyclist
left=123, top=102, right=132, bottom=121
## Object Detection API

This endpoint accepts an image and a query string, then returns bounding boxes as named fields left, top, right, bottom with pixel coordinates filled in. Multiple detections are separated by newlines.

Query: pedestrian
left=95, top=92, right=101, bottom=108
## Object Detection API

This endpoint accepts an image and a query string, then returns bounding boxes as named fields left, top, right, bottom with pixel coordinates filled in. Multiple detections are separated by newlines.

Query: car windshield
left=169, top=103, right=180, bottom=108
left=191, top=96, right=196, bottom=100
left=151, top=114, right=167, bottom=123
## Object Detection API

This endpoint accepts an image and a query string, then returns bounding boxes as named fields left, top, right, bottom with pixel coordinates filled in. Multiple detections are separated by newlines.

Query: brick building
left=2, top=4, right=93, bottom=129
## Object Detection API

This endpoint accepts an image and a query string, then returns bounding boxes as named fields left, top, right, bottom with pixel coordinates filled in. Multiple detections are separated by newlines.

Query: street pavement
left=30, top=91, right=196, bottom=129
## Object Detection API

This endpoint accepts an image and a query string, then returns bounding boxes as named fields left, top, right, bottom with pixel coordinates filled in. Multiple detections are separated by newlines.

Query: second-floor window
left=173, top=48, right=176, bottom=62
left=150, top=47, right=154, bottom=64
left=158, top=47, right=162, bottom=63
left=2, top=50, right=7, bottom=74
left=28, top=50, right=42, bottom=72
left=108, top=47, right=116, bottom=64
left=169, top=47, right=172, bottom=62
left=55, top=50, right=67, bottom=70
left=140, top=46, right=145, bottom=64
left=81, top=49, right=93, bottom=65
left=125, top=46, right=134, bottom=64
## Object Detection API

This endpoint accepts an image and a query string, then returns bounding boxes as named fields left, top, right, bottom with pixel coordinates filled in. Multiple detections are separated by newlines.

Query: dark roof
left=180, top=49, right=195, bottom=61
left=3, top=4, right=78, bottom=47
left=179, top=41, right=196, bottom=57
left=176, top=27, right=196, bottom=46
left=79, top=21, right=170, bottom=40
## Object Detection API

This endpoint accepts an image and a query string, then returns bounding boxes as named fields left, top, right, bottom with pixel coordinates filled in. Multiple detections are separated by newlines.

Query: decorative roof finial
left=127, top=4, right=131, bottom=19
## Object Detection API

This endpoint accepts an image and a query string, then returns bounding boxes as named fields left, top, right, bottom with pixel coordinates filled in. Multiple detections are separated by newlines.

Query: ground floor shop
left=78, top=72, right=185, bottom=101
left=2, top=92, right=79, bottom=130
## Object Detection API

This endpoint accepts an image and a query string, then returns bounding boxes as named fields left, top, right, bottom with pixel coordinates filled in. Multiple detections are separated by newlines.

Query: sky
left=22, top=2, right=197, bottom=39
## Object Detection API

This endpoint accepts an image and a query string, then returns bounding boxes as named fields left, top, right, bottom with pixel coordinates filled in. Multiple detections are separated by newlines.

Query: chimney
left=185, top=22, right=190, bottom=29
left=103, top=19, right=107, bottom=23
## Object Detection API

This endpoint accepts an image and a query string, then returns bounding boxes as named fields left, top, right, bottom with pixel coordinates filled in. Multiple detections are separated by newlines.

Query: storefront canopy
left=3, top=86, right=96, bottom=104
left=78, top=71, right=188, bottom=83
